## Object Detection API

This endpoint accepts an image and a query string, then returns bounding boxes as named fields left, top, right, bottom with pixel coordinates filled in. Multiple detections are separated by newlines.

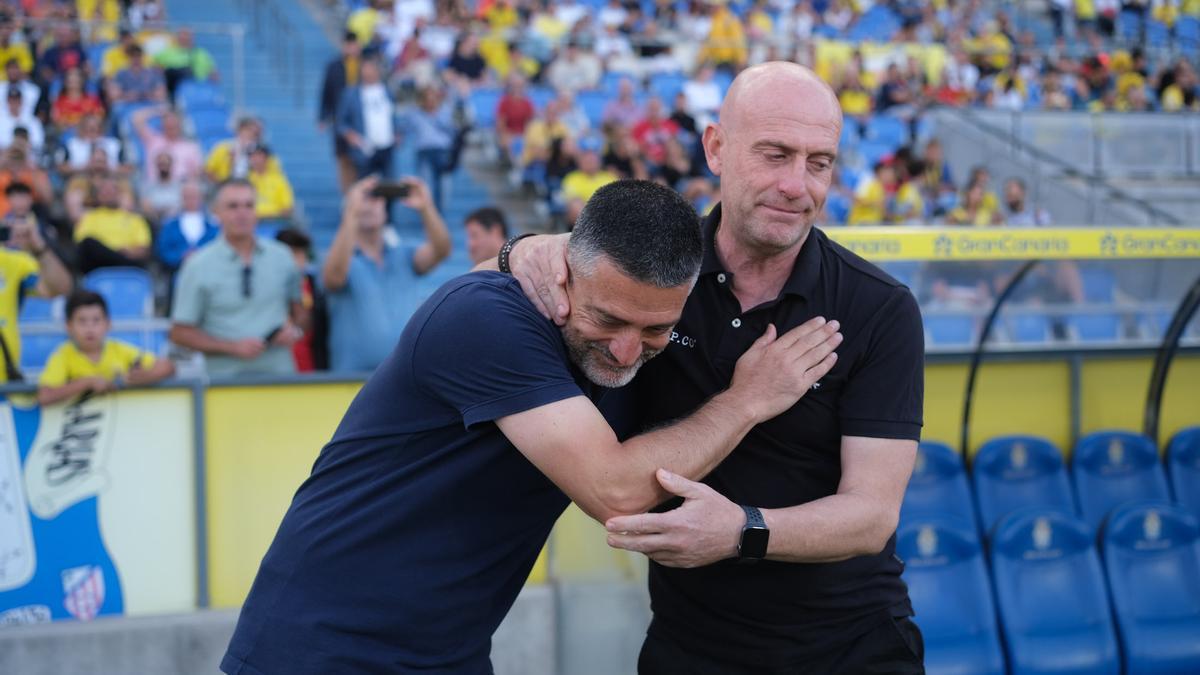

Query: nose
left=777, top=163, right=809, bottom=202
left=607, top=333, right=643, bottom=368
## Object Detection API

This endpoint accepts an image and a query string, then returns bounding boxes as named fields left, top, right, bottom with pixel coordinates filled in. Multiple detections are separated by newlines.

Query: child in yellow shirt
left=37, top=290, right=175, bottom=406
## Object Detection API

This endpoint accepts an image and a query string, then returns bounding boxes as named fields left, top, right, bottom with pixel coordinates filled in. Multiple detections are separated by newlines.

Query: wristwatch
left=737, top=505, right=769, bottom=562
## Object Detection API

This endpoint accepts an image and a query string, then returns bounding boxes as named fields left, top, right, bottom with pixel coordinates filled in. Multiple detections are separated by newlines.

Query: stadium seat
left=924, top=315, right=976, bottom=347
left=1117, top=10, right=1143, bottom=43
left=467, top=87, right=503, bottom=130
left=865, top=114, right=909, bottom=147
left=1168, top=427, right=1200, bottom=518
left=19, top=296, right=61, bottom=323
left=1080, top=268, right=1116, bottom=302
left=839, top=117, right=861, bottom=150
left=901, top=441, right=977, bottom=527
left=647, top=72, right=686, bottom=101
left=1179, top=17, right=1200, bottom=57
left=600, top=71, right=634, bottom=97
left=83, top=267, right=154, bottom=319
left=879, top=261, right=918, bottom=288
left=1073, top=431, right=1171, bottom=531
left=1007, top=313, right=1053, bottom=343
left=178, top=81, right=227, bottom=111
left=972, top=435, right=1076, bottom=533
left=1146, top=19, right=1170, bottom=48
left=1102, top=501, right=1200, bottom=674
left=990, top=509, right=1120, bottom=675
left=896, top=516, right=1005, bottom=675
left=1068, top=314, right=1121, bottom=342
left=189, top=107, right=231, bottom=139
left=576, top=89, right=609, bottom=128
left=856, top=139, right=897, bottom=171
left=20, top=331, right=67, bottom=372
left=527, top=85, right=556, bottom=113
left=110, top=329, right=155, bottom=354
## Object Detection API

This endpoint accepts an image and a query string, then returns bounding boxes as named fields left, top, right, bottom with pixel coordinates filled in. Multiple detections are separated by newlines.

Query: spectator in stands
left=545, top=41, right=601, bottom=93
left=463, top=206, right=508, bottom=265
left=561, top=137, right=618, bottom=227
left=320, top=31, right=362, bottom=193
left=107, top=44, right=167, bottom=105
left=322, top=174, right=451, bottom=371
left=946, top=183, right=1003, bottom=226
left=601, top=78, right=642, bottom=131
left=700, top=0, right=748, bottom=71
left=0, top=146, right=51, bottom=216
left=37, top=290, right=175, bottom=406
left=495, top=74, right=535, bottom=165
left=0, top=86, right=42, bottom=151
left=404, top=82, right=464, bottom=212
left=157, top=180, right=220, bottom=280
left=892, top=158, right=926, bottom=223
left=520, top=98, right=571, bottom=184
left=446, top=32, right=486, bottom=86
left=247, top=145, right=294, bottom=230
left=631, top=98, right=680, bottom=168
left=51, top=67, right=105, bottom=129
left=205, top=116, right=276, bottom=182
left=683, top=64, right=723, bottom=128
left=170, top=179, right=307, bottom=377
left=556, top=90, right=590, bottom=138
left=139, top=151, right=183, bottom=224
left=965, top=165, right=1000, bottom=214
left=2, top=182, right=52, bottom=241
left=37, top=24, right=86, bottom=85
left=75, top=176, right=154, bottom=273
left=3, top=59, right=38, bottom=119
left=337, top=57, right=398, bottom=180
left=847, top=160, right=895, bottom=225
left=668, top=91, right=699, bottom=139
left=64, top=149, right=133, bottom=224
left=1003, top=177, right=1051, bottom=226
left=919, top=138, right=956, bottom=216
left=100, top=28, right=138, bottom=80
left=131, top=105, right=203, bottom=182
left=0, top=20, right=32, bottom=79
left=0, top=198, right=72, bottom=382
left=604, top=126, right=649, bottom=180
left=275, top=228, right=329, bottom=373
left=837, top=68, right=873, bottom=129
left=594, top=22, right=633, bottom=65
left=78, top=0, right=122, bottom=44
left=154, top=28, right=218, bottom=100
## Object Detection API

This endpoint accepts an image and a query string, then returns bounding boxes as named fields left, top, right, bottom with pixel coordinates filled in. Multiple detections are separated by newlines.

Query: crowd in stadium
left=0, top=0, right=1193, bottom=387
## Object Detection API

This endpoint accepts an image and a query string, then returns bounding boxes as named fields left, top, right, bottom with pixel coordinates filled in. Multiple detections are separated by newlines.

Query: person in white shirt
left=336, top=58, right=398, bottom=179
left=546, top=42, right=601, bottom=93
left=597, top=0, right=627, bottom=28
left=683, top=64, right=723, bottom=129
left=55, top=113, right=122, bottom=175
left=1, top=60, right=39, bottom=119
left=0, top=87, right=42, bottom=151
left=554, top=0, right=589, bottom=30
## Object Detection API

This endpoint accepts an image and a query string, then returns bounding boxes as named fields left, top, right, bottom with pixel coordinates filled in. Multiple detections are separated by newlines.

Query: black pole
left=960, top=260, right=1041, bottom=458
left=1143, top=273, right=1200, bottom=444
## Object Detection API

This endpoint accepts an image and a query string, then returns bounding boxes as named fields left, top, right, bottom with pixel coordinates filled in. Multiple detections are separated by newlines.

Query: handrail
left=1143, top=272, right=1200, bottom=443
left=951, top=107, right=1184, bottom=226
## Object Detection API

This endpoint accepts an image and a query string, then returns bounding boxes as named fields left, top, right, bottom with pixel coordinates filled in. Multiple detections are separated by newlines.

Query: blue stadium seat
left=972, top=435, right=1076, bottom=533
left=178, top=81, right=227, bottom=110
left=901, top=441, right=977, bottom=527
left=1146, top=19, right=1170, bottom=48
left=110, top=329, right=155, bottom=354
left=1068, top=314, right=1121, bottom=342
left=468, top=87, right=503, bottom=129
left=865, top=114, right=909, bottom=147
left=1102, top=501, right=1200, bottom=674
left=648, top=72, right=686, bottom=101
left=847, top=5, right=900, bottom=42
left=83, top=267, right=153, bottom=319
left=990, top=509, right=1120, bottom=675
left=1168, top=427, right=1200, bottom=519
left=576, top=89, right=609, bottom=128
left=600, top=71, right=635, bottom=97
left=189, top=107, right=230, bottom=139
left=20, top=332, right=67, bottom=372
left=1179, top=17, right=1200, bottom=57
left=527, top=85, right=556, bottom=113
left=1073, top=431, right=1170, bottom=531
left=19, top=296, right=59, bottom=323
left=856, top=139, right=897, bottom=171
left=1117, top=9, right=1143, bottom=43
left=897, top=517, right=1005, bottom=675
left=924, top=315, right=976, bottom=347
left=1007, top=313, right=1053, bottom=343
left=1080, top=268, right=1116, bottom=302
left=839, top=117, right=861, bottom=150
left=880, top=261, right=918, bottom=288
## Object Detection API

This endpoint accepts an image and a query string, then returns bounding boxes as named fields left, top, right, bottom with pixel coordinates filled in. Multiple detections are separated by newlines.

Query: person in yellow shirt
left=37, top=290, right=175, bottom=406
left=701, top=1, right=748, bottom=70
left=837, top=68, right=873, bottom=128
left=74, top=177, right=153, bottom=273
left=892, top=159, right=926, bottom=223
left=520, top=100, right=571, bottom=169
left=77, top=0, right=121, bottom=44
left=561, top=140, right=618, bottom=228
left=484, top=0, right=519, bottom=31
left=0, top=208, right=73, bottom=382
left=0, top=31, right=32, bottom=78
left=946, top=184, right=1002, bottom=226
left=247, top=145, right=295, bottom=225
left=101, top=29, right=138, bottom=79
left=847, top=161, right=894, bottom=225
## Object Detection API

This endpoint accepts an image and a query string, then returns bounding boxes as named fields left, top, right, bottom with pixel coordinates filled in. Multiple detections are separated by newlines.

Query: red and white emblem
left=61, top=565, right=105, bottom=621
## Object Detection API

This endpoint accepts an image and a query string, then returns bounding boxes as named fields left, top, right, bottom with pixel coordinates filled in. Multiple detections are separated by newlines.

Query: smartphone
left=370, top=182, right=412, bottom=199
left=0, top=224, right=9, bottom=243
left=264, top=326, right=283, bottom=343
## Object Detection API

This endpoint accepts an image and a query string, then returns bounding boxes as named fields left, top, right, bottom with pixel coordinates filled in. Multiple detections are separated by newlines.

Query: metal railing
left=234, top=0, right=305, bottom=106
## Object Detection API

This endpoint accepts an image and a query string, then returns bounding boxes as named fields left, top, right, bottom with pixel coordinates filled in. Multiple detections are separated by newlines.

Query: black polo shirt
left=635, top=205, right=925, bottom=668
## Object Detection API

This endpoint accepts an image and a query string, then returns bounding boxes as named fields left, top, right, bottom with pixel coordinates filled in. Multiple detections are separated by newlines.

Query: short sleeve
left=171, top=255, right=206, bottom=326
left=132, top=215, right=151, bottom=247
left=412, top=277, right=583, bottom=429
left=838, top=286, right=924, bottom=441
left=38, top=345, right=70, bottom=388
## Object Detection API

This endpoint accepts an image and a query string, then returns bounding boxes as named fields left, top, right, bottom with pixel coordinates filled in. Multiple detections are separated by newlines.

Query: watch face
left=740, top=526, right=769, bottom=560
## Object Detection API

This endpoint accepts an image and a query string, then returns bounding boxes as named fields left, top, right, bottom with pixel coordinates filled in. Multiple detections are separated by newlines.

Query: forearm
left=125, top=360, right=175, bottom=385
left=761, top=491, right=899, bottom=564
left=321, top=215, right=356, bottom=289
left=35, top=250, right=73, bottom=296
left=419, top=204, right=451, bottom=259
left=37, top=381, right=93, bottom=406
left=605, top=390, right=759, bottom=516
left=169, top=324, right=235, bottom=356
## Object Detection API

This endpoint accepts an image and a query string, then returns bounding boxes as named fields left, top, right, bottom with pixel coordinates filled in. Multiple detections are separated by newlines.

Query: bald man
left=505, top=62, right=926, bottom=673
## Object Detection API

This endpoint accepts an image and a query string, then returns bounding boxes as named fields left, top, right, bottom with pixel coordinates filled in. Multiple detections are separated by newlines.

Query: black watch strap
left=498, top=233, right=534, bottom=274
left=737, top=505, right=769, bottom=562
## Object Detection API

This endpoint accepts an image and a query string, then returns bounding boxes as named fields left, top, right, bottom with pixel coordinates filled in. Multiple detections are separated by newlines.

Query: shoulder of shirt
left=814, top=227, right=912, bottom=294
left=425, top=271, right=542, bottom=322
left=258, top=237, right=293, bottom=258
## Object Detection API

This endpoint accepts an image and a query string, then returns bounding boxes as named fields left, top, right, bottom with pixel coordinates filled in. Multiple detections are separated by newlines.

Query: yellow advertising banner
left=826, top=227, right=1200, bottom=261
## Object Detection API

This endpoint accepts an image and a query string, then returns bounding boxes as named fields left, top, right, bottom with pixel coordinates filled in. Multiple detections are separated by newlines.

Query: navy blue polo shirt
left=636, top=206, right=925, bottom=668
left=221, top=272, right=608, bottom=675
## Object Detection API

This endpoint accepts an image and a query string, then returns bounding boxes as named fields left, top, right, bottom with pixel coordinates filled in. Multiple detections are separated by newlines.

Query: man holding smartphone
left=321, top=175, right=451, bottom=373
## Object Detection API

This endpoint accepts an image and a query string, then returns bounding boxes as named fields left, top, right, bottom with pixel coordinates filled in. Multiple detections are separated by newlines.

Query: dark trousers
left=637, top=616, right=925, bottom=675
left=416, top=147, right=453, bottom=212
left=78, top=237, right=145, bottom=275
left=353, top=144, right=395, bottom=180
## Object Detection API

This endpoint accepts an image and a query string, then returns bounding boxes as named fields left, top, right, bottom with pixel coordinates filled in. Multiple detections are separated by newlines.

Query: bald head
left=718, top=62, right=842, bottom=136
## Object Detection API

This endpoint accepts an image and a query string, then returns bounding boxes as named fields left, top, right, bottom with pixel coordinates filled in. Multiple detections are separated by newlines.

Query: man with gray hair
left=221, top=179, right=842, bottom=674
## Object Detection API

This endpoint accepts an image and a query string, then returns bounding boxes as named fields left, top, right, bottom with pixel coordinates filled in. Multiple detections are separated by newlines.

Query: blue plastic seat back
left=972, top=435, right=1076, bottom=532
left=1168, top=427, right=1200, bottom=519
left=19, top=296, right=59, bottom=323
left=576, top=89, right=609, bottom=128
left=924, top=315, right=976, bottom=348
left=990, top=509, right=1120, bottom=673
left=527, top=85, right=556, bottom=113
left=1102, top=501, right=1200, bottom=673
left=1007, top=312, right=1053, bottom=343
left=83, top=267, right=154, bottom=319
left=20, top=331, right=67, bottom=371
left=1073, top=431, right=1171, bottom=531
left=1069, top=313, right=1121, bottom=342
left=468, top=87, right=503, bottom=129
left=647, top=72, right=686, bottom=102
left=865, top=114, right=909, bottom=147
left=901, top=441, right=975, bottom=525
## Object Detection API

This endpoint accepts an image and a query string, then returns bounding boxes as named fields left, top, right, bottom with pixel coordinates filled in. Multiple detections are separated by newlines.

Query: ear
left=702, top=124, right=723, bottom=177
